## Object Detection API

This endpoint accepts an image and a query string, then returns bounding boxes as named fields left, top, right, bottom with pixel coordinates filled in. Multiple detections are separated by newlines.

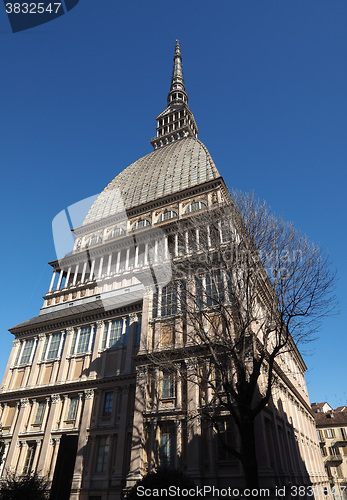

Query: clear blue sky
left=0, top=0, right=346, bottom=407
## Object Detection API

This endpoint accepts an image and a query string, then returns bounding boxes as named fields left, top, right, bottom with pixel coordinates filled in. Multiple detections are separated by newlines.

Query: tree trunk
left=239, top=417, right=259, bottom=490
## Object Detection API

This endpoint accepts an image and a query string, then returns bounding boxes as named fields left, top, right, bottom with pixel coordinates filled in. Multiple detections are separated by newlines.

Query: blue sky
left=0, top=0, right=346, bottom=407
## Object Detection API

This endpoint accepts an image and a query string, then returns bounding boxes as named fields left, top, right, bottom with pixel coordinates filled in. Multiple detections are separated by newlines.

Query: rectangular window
left=341, top=428, right=347, bottom=440
left=19, top=339, right=35, bottom=365
left=216, top=418, right=235, bottom=461
left=22, top=444, right=36, bottom=475
left=316, top=429, right=324, bottom=442
left=161, top=371, right=175, bottom=399
left=159, top=424, right=176, bottom=468
left=76, top=327, right=92, bottom=354
left=161, top=284, right=177, bottom=317
left=95, top=436, right=109, bottom=473
left=103, top=392, right=114, bottom=417
left=206, top=272, right=224, bottom=306
left=67, top=397, right=78, bottom=421
left=45, top=332, right=62, bottom=360
left=136, top=315, right=142, bottom=344
left=34, top=401, right=46, bottom=425
left=109, top=319, right=123, bottom=348
left=326, top=428, right=335, bottom=438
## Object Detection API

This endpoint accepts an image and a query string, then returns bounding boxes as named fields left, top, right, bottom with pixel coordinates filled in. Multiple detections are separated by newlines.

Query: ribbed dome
left=83, top=137, right=221, bottom=226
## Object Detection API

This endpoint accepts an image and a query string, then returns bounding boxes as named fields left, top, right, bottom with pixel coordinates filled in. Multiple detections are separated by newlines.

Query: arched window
left=184, top=200, right=207, bottom=214
left=158, top=210, right=178, bottom=223
left=87, top=235, right=102, bottom=246
left=108, top=227, right=126, bottom=240
left=133, top=219, right=151, bottom=230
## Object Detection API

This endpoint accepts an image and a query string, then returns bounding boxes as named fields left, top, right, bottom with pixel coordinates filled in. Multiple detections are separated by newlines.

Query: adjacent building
left=313, top=403, right=347, bottom=499
left=0, top=41, right=330, bottom=499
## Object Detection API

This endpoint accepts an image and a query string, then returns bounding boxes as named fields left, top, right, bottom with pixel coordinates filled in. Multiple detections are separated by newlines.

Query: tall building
left=312, top=403, right=347, bottom=500
left=0, top=42, right=329, bottom=499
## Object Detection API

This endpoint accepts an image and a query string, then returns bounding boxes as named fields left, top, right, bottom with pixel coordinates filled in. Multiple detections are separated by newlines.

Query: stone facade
left=0, top=42, right=330, bottom=500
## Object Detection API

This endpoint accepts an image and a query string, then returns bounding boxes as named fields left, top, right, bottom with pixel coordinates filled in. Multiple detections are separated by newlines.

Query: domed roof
left=83, top=137, right=221, bottom=226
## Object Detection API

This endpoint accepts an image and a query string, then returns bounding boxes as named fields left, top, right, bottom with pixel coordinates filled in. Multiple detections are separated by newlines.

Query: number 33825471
left=5, top=3, right=62, bottom=14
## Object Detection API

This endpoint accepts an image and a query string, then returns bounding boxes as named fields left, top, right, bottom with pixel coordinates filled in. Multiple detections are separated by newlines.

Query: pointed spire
left=168, top=40, right=187, bottom=105
left=150, top=41, right=199, bottom=150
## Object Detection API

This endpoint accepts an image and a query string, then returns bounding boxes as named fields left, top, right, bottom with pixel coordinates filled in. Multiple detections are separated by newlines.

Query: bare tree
left=143, top=192, right=337, bottom=489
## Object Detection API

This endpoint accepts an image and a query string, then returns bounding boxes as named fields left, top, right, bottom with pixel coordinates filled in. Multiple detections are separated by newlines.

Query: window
left=136, top=315, right=142, bottom=344
left=43, top=332, right=63, bottom=360
left=22, top=443, right=36, bottom=475
left=326, top=428, right=335, bottom=438
left=108, top=227, right=125, bottom=239
left=17, top=339, right=36, bottom=366
left=108, top=319, right=123, bottom=348
left=220, top=220, right=231, bottom=243
left=184, top=200, right=206, bottom=214
left=161, top=370, right=175, bottom=399
left=95, top=436, right=109, bottom=473
left=206, top=272, right=224, bottom=306
left=133, top=219, right=151, bottom=230
left=76, top=327, right=93, bottom=354
left=159, top=424, right=176, bottom=468
left=317, top=430, right=324, bottom=442
left=67, top=397, right=78, bottom=421
left=216, top=419, right=235, bottom=461
left=158, top=210, right=178, bottom=223
left=102, top=318, right=129, bottom=349
left=87, top=235, right=102, bottom=246
left=34, top=401, right=46, bottom=425
left=102, top=392, right=114, bottom=417
left=161, top=284, right=177, bottom=317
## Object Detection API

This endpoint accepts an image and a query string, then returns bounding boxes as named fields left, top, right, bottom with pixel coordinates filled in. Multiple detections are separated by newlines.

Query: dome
left=83, top=137, right=221, bottom=226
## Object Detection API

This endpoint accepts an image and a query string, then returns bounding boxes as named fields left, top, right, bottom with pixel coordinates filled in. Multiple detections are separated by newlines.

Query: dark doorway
left=50, top=434, right=78, bottom=500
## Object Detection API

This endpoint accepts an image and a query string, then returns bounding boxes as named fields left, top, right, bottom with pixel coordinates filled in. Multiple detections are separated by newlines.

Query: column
left=150, top=419, right=158, bottom=470
left=75, top=392, right=84, bottom=428
left=72, top=264, right=79, bottom=285
left=41, top=397, right=50, bottom=431
left=81, top=261, right=87, bottom=283
left=135, top=246, right=139, bottom=267
left=175, top=420, right=182, bottom=469
left=90, top=320, right=103, bottom=378
left=107, top=253, right=112, bottom=275
left=116, top=251, right=121, bottom=272
left=65, top=267, right=72, bottom=287
left=116, top=386, right=132, bottom=481
left=126, top=370, right=146, bottom=487
left=89, top=259, right=96, bottom=280
left=48, top=438, right=60, bottom=479
left=98, top=257, right=104, bottom=278
left=125, top=248, right=130, bottom=270
left=71, top=390, right=94, bottom=492
left=164, top=235, right=168, bottom=259
left=144, top=243, right=149, bottom=265
left=174, top=234, right=178, bottom=257
left=186, top=359, right=201, bottom=477
left=15, top=441, right=27, bottom=474
left=124, top=314, right=138, bottom=374
left=48, top=271, right=57, bottom=292
left=37, top=395, right=61, bottom=474
left=31, top=439, right=42, bottom=472
left=56, top=270, right=63, bottom=290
